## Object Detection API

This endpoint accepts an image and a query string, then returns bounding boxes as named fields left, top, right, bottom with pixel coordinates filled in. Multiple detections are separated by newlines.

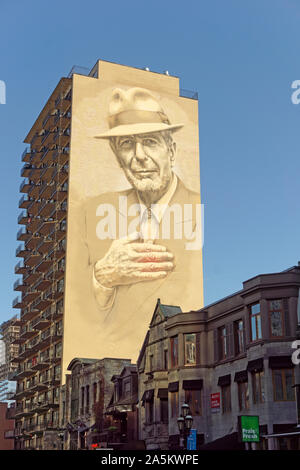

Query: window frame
left=268, top=300, right=285, bottom=338
left=184, top=333, right=197, bottom=366
left=218, top=326, right=228, bottom=360
left=221, top=384, right=231, bottom=413
left=170, top=336, right=178, bottom=368
left=250, top=303, right=262, bottom=342
left=237, top=381, right=249, bottom=411
left=184, top=389, right=202, bottom=416
left=252, top=370, right=265, bottom=404
left=272, top=368, right=295, bottom=402
left=234, top=319, right=245, bottom=355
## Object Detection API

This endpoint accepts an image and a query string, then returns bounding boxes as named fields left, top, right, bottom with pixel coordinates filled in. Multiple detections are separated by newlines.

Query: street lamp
left=177, top=403, right=193, bottom=450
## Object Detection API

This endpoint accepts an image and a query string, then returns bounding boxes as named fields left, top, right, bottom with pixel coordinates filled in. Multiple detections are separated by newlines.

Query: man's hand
left=94, top=232, right=174, bottom=289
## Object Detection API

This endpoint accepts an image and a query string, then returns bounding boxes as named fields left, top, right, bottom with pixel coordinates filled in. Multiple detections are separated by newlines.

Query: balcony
left=19, top=324, right=37, bottom=341
left=53, top=308, right=63, bottom=320
left=39, top=220, right=56, bottom=236
left=39, top=183, right=56, bottom=199
left=30, top=150, right=44, bottom=166
left=25, top=252, right=43, bottom=268
left=18, top=211, right=28, bottom=225
left=31, top=133, right=45, bottom=149
left=20, top=179, right=33, bottom=193
left=27, top=217, right=43, bottom=235
left=59, top=96, right=71, bottom=113
left=27, top=234, right=42, bottom=250
left=35, top=260, right=52, bottom=275
left=27, top=200, right=42, bottom=216
left=17, top=227, right=30, bottom=241
left=31, top=354, right=50, bottom=371
left=14, top=279, right=27, bottom=292
left=28, top=183, right=41, bottom=199
left=38, top=237, right=55, bottom=255
left=23, top=270, right=40, bottom=287
left=21, top=148, right=31, bottom=163
left=16, top=244, right=29, bottom=258
left=57, top=168, right=68, bottom=185
left=38, top=201, right=56, bottom=218
left=52, top=188, right=67, bottom=203
left=58, top=131, right=70, bottom=148
left=35, top=277, right=52, bottom=293
left=21, top=164, right=33, bottom=178
left=29, top=168, right=43, bottom=183
left=51, top=327, right=63, bottom=341
left=41, top=165, right=57, bottom=183
left=50, top=269, right=64, bottom=282
left=44, top=114, right=58, bottom=131
left=30, top=294, right=50, bottom=313
left=19, top=195, right=32, bottom=209
left=15, top=363, right=34, bottom=379
left=21, top=307, right=40, bottom=323
left=15, top=261, right=27, bottom=275
left=13, top=296, right=23, bottom=309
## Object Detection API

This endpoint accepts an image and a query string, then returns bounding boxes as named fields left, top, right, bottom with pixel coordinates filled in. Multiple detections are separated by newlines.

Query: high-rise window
left=250, top=303, right=262, bottom=341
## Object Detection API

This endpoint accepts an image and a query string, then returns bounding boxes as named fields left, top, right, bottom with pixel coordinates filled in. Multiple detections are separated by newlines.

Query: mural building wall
left=62, top=61, right=204, bottom=379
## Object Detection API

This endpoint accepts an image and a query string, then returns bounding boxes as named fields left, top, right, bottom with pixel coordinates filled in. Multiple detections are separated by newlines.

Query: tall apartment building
left=0, top=317, right=20, bottom=404
left=12, top=59, right=202, bottom=450
left=12, top=74, right=72, bottom=450
left=0, top=316, right=21, bottom=379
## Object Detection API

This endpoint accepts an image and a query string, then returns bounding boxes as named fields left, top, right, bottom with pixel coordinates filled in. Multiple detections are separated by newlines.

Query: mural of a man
left=81, top=87, right=202, bottom=348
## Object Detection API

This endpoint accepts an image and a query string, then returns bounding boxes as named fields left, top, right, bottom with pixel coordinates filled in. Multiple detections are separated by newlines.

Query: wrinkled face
left=110, top=132, right=175, bottom=195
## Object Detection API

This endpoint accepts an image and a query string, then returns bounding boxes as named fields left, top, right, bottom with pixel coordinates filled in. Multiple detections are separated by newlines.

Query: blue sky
left=0, top=0, right=300, bottom=324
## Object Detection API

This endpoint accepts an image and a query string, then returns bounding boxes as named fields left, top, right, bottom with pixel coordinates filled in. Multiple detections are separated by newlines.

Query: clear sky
left=0, top=0, right=300, bottom=324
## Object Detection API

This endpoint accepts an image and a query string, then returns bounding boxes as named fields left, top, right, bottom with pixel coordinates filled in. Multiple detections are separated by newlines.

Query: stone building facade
left=138, top=263, right=300, bottom=450
left=61, top=357, right=132, bottom=449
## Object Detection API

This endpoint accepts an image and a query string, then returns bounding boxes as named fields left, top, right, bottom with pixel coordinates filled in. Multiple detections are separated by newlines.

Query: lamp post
left=177, top=403, right=193, bottom=450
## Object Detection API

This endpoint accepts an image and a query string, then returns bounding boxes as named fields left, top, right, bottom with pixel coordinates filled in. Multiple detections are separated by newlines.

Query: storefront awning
left=157, top=388, right=168, bottom=399
left=247, top=358, right=264, bottom=373
left=234, top=370, right=248, bottom=383
left=217, top=374, right=231, bottom=387
left=269, top=356, right=294, bottom=369
left=182, top=379, right=203, bottom=390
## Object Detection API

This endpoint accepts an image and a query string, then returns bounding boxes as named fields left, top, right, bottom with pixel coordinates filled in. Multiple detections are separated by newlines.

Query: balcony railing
left=18, top=211, right=28, bottom=224
left=21, top=147, right=31, bottom=162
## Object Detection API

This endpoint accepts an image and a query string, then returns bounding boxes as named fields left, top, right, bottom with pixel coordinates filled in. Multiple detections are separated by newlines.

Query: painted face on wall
left=111, top=132, right=176, bottom=199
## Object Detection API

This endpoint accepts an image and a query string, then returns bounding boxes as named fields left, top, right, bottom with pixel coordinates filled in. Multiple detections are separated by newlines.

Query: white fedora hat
left=95, top=87, right=184, bottom=139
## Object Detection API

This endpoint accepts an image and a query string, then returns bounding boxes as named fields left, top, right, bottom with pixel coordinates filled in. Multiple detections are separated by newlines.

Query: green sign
left=240, top=415, right=260, bottom=443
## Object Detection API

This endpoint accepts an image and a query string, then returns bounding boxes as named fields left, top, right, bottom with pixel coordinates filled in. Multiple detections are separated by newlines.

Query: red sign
left=211, top=393, right=220, bottom=412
